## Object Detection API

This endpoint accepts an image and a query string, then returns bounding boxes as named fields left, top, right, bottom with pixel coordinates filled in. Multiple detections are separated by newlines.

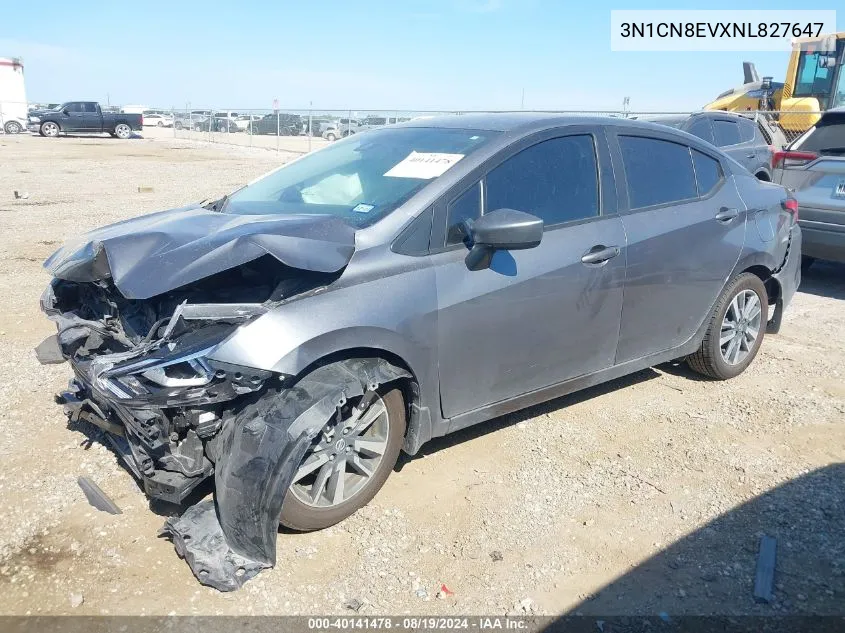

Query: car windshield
left=223, top=126, right=498, bottom=227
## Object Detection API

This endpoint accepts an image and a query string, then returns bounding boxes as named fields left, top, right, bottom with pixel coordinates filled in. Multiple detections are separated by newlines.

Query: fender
left=161, top=358, right=411, bottom=591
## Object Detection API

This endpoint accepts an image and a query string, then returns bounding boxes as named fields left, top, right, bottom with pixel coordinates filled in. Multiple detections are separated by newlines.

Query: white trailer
left=0, top=57, right=27, bottom=134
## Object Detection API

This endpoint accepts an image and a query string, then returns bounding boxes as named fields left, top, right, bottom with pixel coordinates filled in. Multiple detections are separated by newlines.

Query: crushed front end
left=39, top=263, right=282, bottom=506
left=35, top=252, right=351, bottom=591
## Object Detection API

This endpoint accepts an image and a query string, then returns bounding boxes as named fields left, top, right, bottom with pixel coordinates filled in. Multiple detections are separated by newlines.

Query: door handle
left=745, top=153, right=756, bottom=158
left=715, top=208, right=739, bottom=222
left=581, top=245, right=620, bottom=265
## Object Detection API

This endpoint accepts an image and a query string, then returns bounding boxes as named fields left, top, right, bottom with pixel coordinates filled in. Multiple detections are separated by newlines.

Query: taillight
left=140, top=114, right=144, bottom=126
left=783, top=197, right=799, bottom=222
left=772, top=150, right=817, bottom=169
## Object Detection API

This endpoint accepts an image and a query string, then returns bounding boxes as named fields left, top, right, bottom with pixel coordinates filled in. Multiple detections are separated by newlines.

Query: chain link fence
left=152, top=107, right=817, bottom=153
left=4, top=102, right=819, bottom=150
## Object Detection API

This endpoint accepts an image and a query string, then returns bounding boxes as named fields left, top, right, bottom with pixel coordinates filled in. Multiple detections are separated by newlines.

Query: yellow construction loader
left=705, top=32, right=845, bottom=133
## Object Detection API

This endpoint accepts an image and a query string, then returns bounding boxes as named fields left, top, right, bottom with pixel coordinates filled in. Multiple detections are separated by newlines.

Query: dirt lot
left=0, top=132, right=843, bottom=617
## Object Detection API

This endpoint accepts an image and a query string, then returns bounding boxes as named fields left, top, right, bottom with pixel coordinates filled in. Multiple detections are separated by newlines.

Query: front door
left=61, top=102, right=86, bottom=132
left=434, top=130, right=627, bottom=419
left=610, top=132, right=746, bottom=362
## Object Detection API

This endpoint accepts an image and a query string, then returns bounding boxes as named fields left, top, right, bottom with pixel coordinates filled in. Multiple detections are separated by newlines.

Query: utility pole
left=622, top=96, right=630, bottom=117
left=520, top=88, right=525, bottom=110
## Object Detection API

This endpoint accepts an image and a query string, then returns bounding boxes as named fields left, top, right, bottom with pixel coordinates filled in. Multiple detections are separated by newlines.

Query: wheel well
left=292, top=347, right=421, bottom=449
left=741, top=264, right=780, bottom=305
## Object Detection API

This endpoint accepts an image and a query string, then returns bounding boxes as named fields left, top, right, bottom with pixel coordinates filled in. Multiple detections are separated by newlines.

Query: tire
left=325, top=132, right=336, bottom=141
left=174, top=121, right=183, bottom=130
left=687, top=272, right=768, bottom=380
left=157, top=121, right=164, bottom=127
left=40, top=121, right=60, bottom=137
left=801, top=256, right=815, bottom=274
left=114, top=123, right=132, bottom=139
left=4, top=121, right=23, bottom=134
left=279, top=386, right=406, bottom=531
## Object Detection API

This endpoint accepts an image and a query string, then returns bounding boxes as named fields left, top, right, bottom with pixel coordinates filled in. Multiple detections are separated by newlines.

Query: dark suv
left=650, top=112, right=776, bottom=181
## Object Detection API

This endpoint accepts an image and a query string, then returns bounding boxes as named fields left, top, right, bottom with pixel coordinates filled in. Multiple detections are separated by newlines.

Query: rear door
left=736, top=116, right=771, bottom=178
left=713, top=117, right=756, bottom=173
left=433, top=127, right=626, bottom=418
left=609, top=129, right=746, bottom=363
left=82, top=102, right=101, bottom=131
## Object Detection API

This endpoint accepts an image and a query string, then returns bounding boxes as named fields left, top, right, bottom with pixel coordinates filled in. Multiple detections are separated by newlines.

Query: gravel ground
left=0, top=132, right=843, bottom=617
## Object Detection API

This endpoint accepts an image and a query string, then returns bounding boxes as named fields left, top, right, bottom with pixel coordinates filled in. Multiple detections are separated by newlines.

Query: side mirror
left=62, top=109, right=70, bottom=115
left=465, top=208, right=543, bottom=271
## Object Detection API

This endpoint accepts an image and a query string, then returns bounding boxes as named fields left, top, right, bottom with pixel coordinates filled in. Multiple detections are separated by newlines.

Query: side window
left=713, top=120, right=741, bottom=146
left=691, top=150, right=723, bottom=196
left=738, top=118, right=757, bottom=143
left=83, top=103, right=98, bottom=113
left=485, top=135, right=599, bottom=226
left=66, top=103, right=83, bottom=113
left=687, top=118, right=714, bottom=145
left=446, top=182, right=481, bottom=245
left=619, top=136, right=697, bottom=209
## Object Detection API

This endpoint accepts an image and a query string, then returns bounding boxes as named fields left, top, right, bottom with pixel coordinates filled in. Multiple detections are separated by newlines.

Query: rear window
left=794, top=117, right=845, bottom=156
left=713, top=120, right=741, bottom=146
left=692, top=150, right=723, bottom=196
left=619, top=136, right=697, bottom=209
left=687, top=117, right=714, bottom=145
left=738, top=118, right=757, bottom=143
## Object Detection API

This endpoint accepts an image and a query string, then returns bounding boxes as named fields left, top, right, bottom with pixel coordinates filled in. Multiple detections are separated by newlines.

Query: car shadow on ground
left=540, top=463, right=844, bottom=630
left=395, top=367, right=663, bottom=470
left=800, top=261, right=845, bottom=301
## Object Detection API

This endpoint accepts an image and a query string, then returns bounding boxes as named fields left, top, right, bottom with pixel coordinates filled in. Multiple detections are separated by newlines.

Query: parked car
left=648, top=111, right=776, bottom=181
left=36, top=114, right=801, bottom=591
left=303, top=117, right=334, bottom=137
left=773, top=107, right=845, bottom=270
left=143, top=113, right=173, bottom=128
left=234, top=114, right=261, bottom=131
left=28, top=101, right=143, bottom=139
left=322, top=118, right=360, bottom=140
left=358, top=115, right=404, bottom=131
left=247, top=113, right=303, bottom=135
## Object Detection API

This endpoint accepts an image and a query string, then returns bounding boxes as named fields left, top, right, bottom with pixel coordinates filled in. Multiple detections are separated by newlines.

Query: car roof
left=391, top=112, right=706, bottom=135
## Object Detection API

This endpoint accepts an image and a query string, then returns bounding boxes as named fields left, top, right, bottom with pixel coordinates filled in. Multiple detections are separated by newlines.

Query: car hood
left=44, top=206, right=357, bottom=300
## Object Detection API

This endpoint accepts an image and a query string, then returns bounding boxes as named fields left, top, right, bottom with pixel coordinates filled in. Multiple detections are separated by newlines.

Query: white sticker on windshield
left=352, top=203, right=375, bottom=213
left=384, top=152, right=465, bottom=179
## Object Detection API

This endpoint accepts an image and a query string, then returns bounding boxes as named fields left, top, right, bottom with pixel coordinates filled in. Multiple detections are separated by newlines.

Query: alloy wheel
left=42, top=122, right=59, bottom=137
left=4, top=121, right=22, bottom=134
left=290, top=394, right=390, bottom=508
left=115, top=124, right=131, bottom=139
left=720, top=289, right=762, bottom=365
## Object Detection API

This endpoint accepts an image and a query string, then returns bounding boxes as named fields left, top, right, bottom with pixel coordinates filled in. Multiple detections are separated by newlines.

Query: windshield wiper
left=202, top=194, right=229, bottom=213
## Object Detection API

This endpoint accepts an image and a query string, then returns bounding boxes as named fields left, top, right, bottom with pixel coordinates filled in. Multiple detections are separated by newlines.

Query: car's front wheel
left=279, top=386, right=406, bottom=531
left=40, top=121, right=60, bottom=137
left=687, top=272, right=768, bottom=380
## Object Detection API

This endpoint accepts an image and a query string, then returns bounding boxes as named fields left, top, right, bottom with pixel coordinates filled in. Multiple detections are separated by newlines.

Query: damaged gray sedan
left=37, top=114, right=802, bottom=591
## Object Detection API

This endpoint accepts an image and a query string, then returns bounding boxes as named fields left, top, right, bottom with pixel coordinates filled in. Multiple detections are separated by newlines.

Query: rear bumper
left=798, top=219, right=845, bottom=263
left=773, top=224, right=802, bottom=314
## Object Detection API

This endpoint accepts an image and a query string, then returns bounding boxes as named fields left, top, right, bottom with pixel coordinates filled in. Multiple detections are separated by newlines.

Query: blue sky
left=1, top=0, right=842, bottom=112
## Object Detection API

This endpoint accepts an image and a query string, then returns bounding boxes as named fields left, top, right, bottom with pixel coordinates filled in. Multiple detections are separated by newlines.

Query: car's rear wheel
left=687, top=273, right=768, bottom=380
left=279, top=386, right=405, bottom=531
left=114, top=123, right=132, bottom=139
left=40, top=122, right=59, bottom=137
left=325, top=132, right=336, bottom=141
left=4, top=121, right=23, bottom=134
left=157, top=121, right=164, bottom=127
